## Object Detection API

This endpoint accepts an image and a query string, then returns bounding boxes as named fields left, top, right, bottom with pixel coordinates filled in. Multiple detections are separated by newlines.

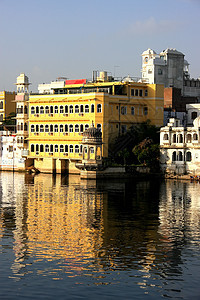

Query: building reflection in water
left=0, top=173, right=200, bottom=295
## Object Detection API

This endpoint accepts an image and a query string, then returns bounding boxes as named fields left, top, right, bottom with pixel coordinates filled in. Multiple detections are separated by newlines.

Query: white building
left=38, top=80, right=65, bottom=94
left=142, top=48, right=200, bottom=100
left=160, top=104, right=200, bottom=175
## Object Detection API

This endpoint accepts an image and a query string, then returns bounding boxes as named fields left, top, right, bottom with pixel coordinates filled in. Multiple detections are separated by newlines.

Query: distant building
left=0, top=91, right=16, bottom=124
left=160, top=104, right=200, bottom=175
left=142, top=48, right=200, bottom=113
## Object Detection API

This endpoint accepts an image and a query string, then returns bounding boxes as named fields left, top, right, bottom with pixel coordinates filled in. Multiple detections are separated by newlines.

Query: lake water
left=0, top=172, right=200, bottom=299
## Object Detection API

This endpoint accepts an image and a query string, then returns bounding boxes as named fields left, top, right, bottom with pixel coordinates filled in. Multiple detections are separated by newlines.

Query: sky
left=0, top=0, right=200, bottom=92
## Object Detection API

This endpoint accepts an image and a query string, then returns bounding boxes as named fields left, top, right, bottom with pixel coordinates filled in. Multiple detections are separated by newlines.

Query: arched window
left=75, top=124, right=79, bottom=132
left=163, top=134, right=169, bottom=140
left=178, top=151, right=183, bottom=161
left=172, top=151, right=176, bottom=162
left=65, top=145, right=68, bottom=153
left=50, top=106, right=53, bottom=114
left=178, top=134, right=183, bottom=143
left=24, top=123, right=27, bottom=131
left=31, top=144, right=34, bottom=152
left=50, top=124, right=53, bottom=132
left=36, top=144, right=39, bottom=152
left=69, top=145, right=73, bottom=153
left=186, top=152, right=192, bottom=162
left=24, top=106, right=27, bottom=114
left=75, top=105, right=79, bottom=113
left=193, top=133, right=198, bottom=141
left=40, top=125, right=44, bottom=132
left=55, top=145, right=58, bottom=152
left=143, top=106, right=148, bottom=116
left=40, top=145, right=44, bottom=152
left=36, top=106, right=39, bottom=114
left=85, top=104, right=89, bottom=113
left=45, top=125, right=49, bottom=132
left=85, top=124, right=89, bottom=130
left=69, top=105, right=73, bottom=113
left=75, top=145, right=79, bottom=153
left=97, top=124, right=102, bottom=132
left=91, top=104, right=94, bottom=113
left=60, top=106, right=64, bottom=114
left=65, top=105, right=68, bottom=114
left=69, top=125, right=73, bottom=132
left=35, top=125, right=39, bottom=132
left=45, top=144, right=49, bottom=152
left=191, top=111, right=197, bottom=120
left=50, top=144, right=53, bottom=153
left=65, top=124, right=68, bottom=132
left=80, top=105, right=84, bottom=113
left=40, top=106, right=44, bottom=114
left=60, top=145, right=64, bottom=152
left=131, top=107, right=135, bottom=115
left=54, top=106, right=58, bottom=114
left=97, top=104, right=102, bottom=113
left=31, top=125, right=34, bottom=132
left=186, top=134, right=192, bottom=143
left=31, top=106, right=35, bottom=114
left=60, top=125, right=64, bottom=132
left=173, top=134, right=176, bottom=143
left=45, top=106, right=49, bottom=114
left=54, top=125, right=58, bottom=132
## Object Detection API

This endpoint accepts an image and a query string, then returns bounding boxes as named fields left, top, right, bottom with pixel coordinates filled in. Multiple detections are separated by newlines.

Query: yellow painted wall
left=0, top=91, right=16, bottom=123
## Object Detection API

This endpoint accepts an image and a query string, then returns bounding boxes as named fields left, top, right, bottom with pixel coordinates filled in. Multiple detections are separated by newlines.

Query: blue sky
left=0, top=0, right=199, bottom=92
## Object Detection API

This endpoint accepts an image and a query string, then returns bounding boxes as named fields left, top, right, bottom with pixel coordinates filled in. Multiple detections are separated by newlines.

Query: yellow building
left=0, top=91, right=16, bottom=124
left=28, top=75, right=164, bottom=173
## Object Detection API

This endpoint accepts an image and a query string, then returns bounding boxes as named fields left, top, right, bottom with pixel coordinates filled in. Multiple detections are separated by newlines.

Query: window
left=65, top=124, right=68, bottom=132
left=178, top=134, right=183, bottom=143
left=90, top=147, right=94, bottom=154
left=121, top=125, right=127, bottom=134
left=145, top=89, right=148, bottom=97
left=75, top=105, right=79, bottom=113
left=80, top=145, right=83, bottom=153
left=75, top=145, right=79, bottom=153
left=80, top=124, right=84, bottom=132
left=45, top=125, right=49, bottom=132
left=135, top=89, right=139, bottom=96
left=50, top=106, right=53, bottom=114
left=65, top=145, right=68, bottom=153
left=31, top=107, right=35, bottom=114
left=69, top=105, right=73, bottom=113
left=50, top=144, right=53, bottom=153
left=97, top=104, right=102, bottom=113
left=45, top=106, right=49, bottom=114
left=45, top=144, right=49, bottom=152
left=139, top=89, right=143, bottom=97
left=60, top=145, right=64, bottom=152
left=131, top=107, right=135, bottom=115
left=36, top=106, right=39, bottom=114
left=80, top=105, right=84, bottom=113
left=60, top=106, right=64, bottom=114
left=173, top=134, right=176, bottom=143
left=54, top=125, right=58, bottom=132
left=54, top=106, right=58, bottom=114
left=31, top=125, right=34, bottom=132
left=121, top=106, right=127, bottom=115
left=186, top=134, right=192, bottom=143
left=50, top=124, right=53, bottom=132
left=178, top=151, right=183, bottom=161
left=158, top=68, right=163, bottom=75
left=191, top=111, right=197, bottom=120
left=55, top=145, right=58, bottom=152
left=69, top=125, right=73, bottom=132
left=40, top=106, right=44, bottom=114
left=60, top=125, right=64, bottom=132
left=172, top=151, right=176, bottom=162
left=163, top=134, right=169, bottom=140
left=75, top=124, right=79, bottom=132
left=193, top=133, right=198, bottom=141
left=85, top=104, right=89, bottom=113
left=35, top=124, right=39, bottom=132
left=131, top=89, right=134, bottom=96
left=31, top=144, right=34, bottom=152
left=91, top=104, right=94, bottom=113
left=40, top=125, right=44, bottom=132
left=65, top=105, right=68, bottom=114
left=85, top=124, right=89, bottom=130
left=144, top=107, right=148, bottom=116
left=0, top=101, right=3, bottom=109
left=186, top=152, right=192, bottom=162
left=69, top=145, right=73, bottom=153
left=97, top=124, right=102, bottom=132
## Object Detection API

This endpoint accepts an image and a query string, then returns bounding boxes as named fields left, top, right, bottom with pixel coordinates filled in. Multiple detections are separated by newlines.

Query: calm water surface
left=0, top=172, right=200, bottom=299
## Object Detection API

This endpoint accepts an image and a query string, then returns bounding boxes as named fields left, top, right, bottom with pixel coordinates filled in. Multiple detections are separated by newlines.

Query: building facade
left=160, top=104, right=200, bottom=175
left=28, top=75, right=164, bottom=173
left=0, top=91, right=16, bottom=124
